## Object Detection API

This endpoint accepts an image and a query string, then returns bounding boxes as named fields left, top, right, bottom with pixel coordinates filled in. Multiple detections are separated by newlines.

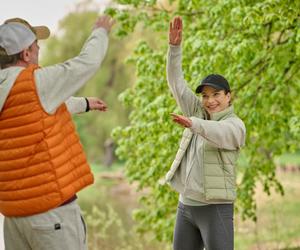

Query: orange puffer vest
left=0, top=65, right=94, bottom=217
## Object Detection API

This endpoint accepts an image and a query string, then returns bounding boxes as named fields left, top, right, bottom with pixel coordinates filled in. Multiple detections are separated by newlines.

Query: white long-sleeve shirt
left=0, top=27, right=108, bottom=114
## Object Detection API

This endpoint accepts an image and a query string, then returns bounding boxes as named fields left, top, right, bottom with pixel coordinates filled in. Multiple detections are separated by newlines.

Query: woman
left=166, top=17, right=246, bottom=250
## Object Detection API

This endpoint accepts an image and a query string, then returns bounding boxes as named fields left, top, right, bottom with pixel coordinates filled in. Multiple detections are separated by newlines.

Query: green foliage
left=41, top=4, right=133, bottom=164
left=112, top=40, right=180, bottom=241
left=78, top=176, right=171, bottom=249
left=112, top=0, right=300, bottom=242
left=235, top=172, right=300, bottom=249
left=84, top=204, right=145, bottom=250
left=84, top=204, right=169, bottom=250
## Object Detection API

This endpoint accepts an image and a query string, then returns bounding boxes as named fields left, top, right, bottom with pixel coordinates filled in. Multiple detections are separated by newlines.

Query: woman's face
left=200, top=85, right=231, bottom=114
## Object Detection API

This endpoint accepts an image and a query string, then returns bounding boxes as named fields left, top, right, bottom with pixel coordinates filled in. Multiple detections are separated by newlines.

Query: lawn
left=235, top=171, right=300, bottom=250
left=78, top=163, right=300, bottom=250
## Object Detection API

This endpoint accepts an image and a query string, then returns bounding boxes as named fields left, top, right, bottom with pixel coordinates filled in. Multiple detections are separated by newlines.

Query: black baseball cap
left=195, top=74, right=230, bottom=93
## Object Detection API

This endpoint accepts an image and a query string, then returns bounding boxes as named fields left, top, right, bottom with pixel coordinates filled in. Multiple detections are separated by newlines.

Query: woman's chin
left=206, top=107, right=219, bottom=114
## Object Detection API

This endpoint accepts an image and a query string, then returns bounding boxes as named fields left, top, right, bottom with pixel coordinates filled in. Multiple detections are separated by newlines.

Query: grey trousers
left=4, top=201, right=87, bottom=250
left=173, top=202, right=234, bottom=250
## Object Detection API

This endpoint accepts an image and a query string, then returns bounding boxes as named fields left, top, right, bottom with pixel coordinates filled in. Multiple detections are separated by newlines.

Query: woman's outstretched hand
left=169, top=16, right=182, bottom=46
left=171, top=113, right=192, bottom=128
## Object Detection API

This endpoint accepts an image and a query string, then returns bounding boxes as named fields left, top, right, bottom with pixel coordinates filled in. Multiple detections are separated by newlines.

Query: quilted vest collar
left=210, top=105, right=234, bottom=121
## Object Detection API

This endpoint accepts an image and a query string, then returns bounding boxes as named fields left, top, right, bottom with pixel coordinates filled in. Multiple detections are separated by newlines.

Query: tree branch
left=234, top=60, right=269, bottom=92
left=177, top=10, right=204, bottom=16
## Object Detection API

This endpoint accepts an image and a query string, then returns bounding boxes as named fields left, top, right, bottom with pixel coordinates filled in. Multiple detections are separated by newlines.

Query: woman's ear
left=227, top=92, right=231, bottom=104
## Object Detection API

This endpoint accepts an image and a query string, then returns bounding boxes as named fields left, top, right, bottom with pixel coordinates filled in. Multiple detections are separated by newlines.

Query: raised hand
left=94, top=15, right=115, bottom=33
left=87, top=97, right=107, bottom=112
left=169, top=16, right=182, bottom=46
left=171, top=113, right=192, bottom=128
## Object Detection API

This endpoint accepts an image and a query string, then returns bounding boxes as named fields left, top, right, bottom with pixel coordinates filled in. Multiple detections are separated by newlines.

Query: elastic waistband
left=60, top=195, right=77, bottom=207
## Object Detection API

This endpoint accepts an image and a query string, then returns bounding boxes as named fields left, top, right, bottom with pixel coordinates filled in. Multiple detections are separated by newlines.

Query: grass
left=276, top=153, right=300, bottom=167
left=80, top=162, right=300, bottom=250
left=235, top=172, right=300, bottom=250
left=77, top=166, right=169, bottom=250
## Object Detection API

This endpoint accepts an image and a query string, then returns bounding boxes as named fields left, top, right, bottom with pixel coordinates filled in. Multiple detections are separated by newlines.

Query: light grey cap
left=0, top=22, right=36, bottom=56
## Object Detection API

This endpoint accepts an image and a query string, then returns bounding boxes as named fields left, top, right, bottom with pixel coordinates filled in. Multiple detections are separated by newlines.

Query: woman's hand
left=169, top=16, right=182, bottom=46
left=171, top=113, right=192, bottom=128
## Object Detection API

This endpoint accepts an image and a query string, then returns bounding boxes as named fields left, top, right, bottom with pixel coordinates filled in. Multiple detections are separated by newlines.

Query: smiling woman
left=198, top=75, right=231, bottom=115
left=166, top=16, right=246, bottom=250
left=200, top=85, right=231, bottom=114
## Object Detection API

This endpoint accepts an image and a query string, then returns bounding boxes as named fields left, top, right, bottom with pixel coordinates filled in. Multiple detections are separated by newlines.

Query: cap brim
left=4, top=18, right=50, bottom=40
left=33, top=26, right=50, bottom=40
left=195, top=83, right=224, bottom=93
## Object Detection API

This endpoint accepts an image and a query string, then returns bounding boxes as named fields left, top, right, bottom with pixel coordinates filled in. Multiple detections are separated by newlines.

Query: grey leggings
left=173, top=202, right=233, bottom=250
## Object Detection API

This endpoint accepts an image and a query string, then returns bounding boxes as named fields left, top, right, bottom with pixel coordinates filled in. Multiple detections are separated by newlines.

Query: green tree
left=41, top=2, right=134, bottom=164
left=111, top=0, right=300, bottom=242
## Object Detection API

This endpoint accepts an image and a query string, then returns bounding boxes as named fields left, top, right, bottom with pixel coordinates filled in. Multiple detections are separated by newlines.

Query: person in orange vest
left=0, top=15, right=114, bottom=250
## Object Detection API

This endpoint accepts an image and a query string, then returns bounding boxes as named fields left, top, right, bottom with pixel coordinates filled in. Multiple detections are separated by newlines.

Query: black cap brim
left=195, top=83, right=224, bottom=93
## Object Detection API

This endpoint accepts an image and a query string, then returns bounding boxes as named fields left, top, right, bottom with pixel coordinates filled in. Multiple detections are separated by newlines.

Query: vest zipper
left=202, top=140, right=206, bottom=199
left=183, top=132, right=194, bottom=195
left=218, top=148, right=228, bottom=199
left=184, top=138, right=204, bottom=196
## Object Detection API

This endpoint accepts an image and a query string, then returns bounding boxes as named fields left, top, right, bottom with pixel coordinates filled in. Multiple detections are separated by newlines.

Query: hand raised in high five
left=94, top=15, right=115, bottom=33
left=169, top=16, right=182, bottom=46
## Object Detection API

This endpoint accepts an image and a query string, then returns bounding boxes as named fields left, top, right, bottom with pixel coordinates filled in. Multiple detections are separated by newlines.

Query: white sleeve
left=189, top=116, right=246, bottom=150
left=65, top=96, right=87, bottom=114
left=35, top=28, right=108, bottom=114
left=167, top=45, right=202, bottom=117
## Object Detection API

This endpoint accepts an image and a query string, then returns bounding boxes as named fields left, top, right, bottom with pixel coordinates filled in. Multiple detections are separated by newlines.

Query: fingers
left=99, top=106, right=107, bottom=111
left=170, top=113, right=183, bottom=123
left=174, top=16, right=182, bottom=30
left=97, top=104, right=107, bottom=111
left=95, top=104, right=107, bottom=111
left=176, top=30, right=182, bottom=43
left=94, top=15, right=115, bottom=33
left=169, top=17, right=182, bottom=45
left=172, top=117, right=186, bottom=127
left=177, top=17, right=182, bottom=30
left=170, top=113, right=180, bottom=117
left=170, top=113, right=191, bottom=128
left=88, top=97, right=108, bottom=112
left=175, top=17, right=179, bottom=29
left=170, top=16, right=182, bottom=31
left=97, top=100, right=107, bottom=111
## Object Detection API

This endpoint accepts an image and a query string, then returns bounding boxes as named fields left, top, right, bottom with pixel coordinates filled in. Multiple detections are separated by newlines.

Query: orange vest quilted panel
left=0, top=65, right=94, bottom=216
